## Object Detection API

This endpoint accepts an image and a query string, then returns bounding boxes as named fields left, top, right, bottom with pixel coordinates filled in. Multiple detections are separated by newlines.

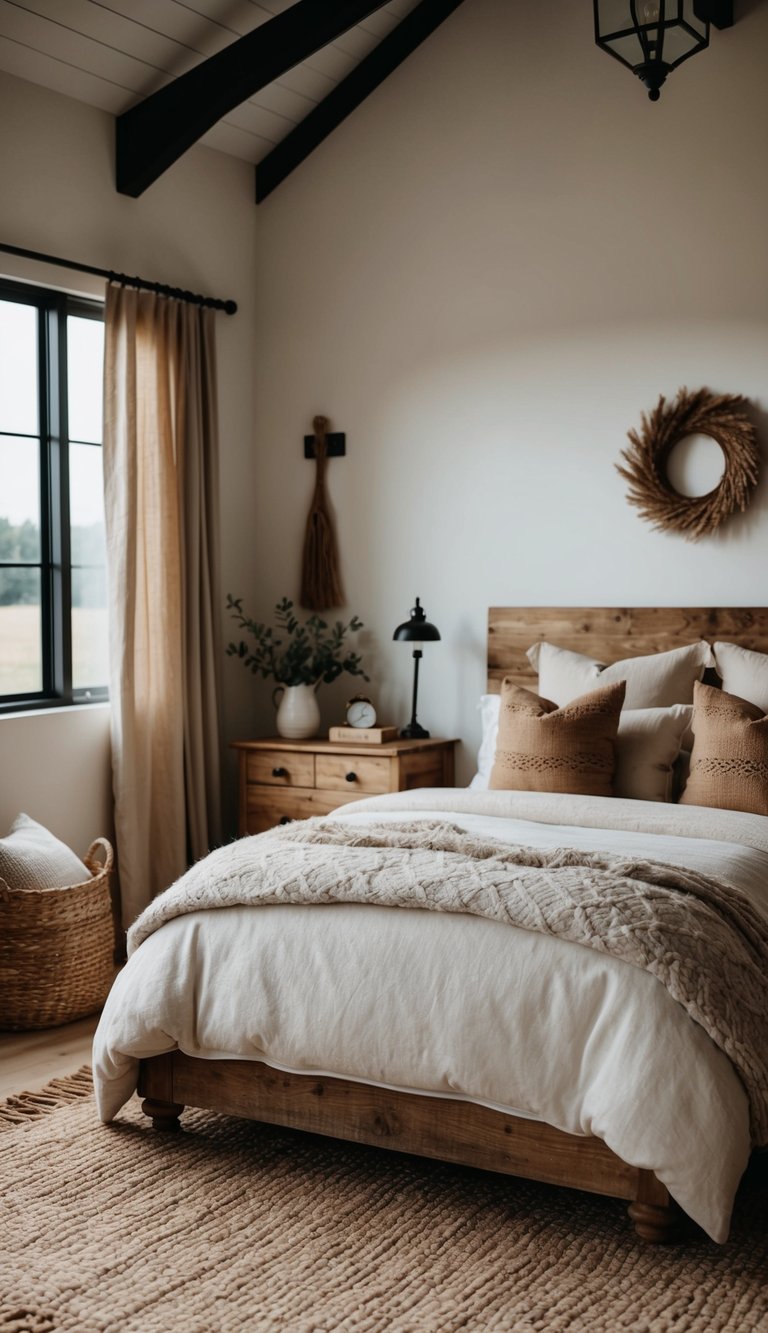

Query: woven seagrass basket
left=0, top=837, right=116, bottom=1030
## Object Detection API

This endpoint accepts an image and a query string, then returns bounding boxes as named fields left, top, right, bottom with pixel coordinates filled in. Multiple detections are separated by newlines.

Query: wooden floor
left=0, top=1013, right=99, bottom=1100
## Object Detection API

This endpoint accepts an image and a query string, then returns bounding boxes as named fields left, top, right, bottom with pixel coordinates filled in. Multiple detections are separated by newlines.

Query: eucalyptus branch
left=226, top=595, right=369, bottom=688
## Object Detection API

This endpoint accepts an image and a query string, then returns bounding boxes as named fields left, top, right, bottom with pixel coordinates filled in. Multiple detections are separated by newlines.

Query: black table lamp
left=393, top=597, right=441, bottom=739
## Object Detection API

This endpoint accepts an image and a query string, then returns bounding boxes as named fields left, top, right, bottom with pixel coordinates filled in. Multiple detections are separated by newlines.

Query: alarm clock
left=346, top=695, right=377, bottom=728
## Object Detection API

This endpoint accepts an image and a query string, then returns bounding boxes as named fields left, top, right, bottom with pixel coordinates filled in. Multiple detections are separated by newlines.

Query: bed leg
left=628, top=1171, right=680, bottom=1243
left=141, top=1098, right=184, bottom=1132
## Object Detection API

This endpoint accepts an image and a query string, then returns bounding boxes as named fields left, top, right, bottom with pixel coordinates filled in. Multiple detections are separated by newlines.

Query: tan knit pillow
left=489, top=679, right=626, bottom=796
left=680, top=682, right=768, bottom=816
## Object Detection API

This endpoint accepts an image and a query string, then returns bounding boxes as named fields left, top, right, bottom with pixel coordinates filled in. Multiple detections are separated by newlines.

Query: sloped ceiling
left=0, top=0, right=423, bottom=164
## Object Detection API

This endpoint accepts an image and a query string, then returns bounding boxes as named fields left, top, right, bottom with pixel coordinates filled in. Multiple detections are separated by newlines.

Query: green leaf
left=226, top=595, right=368, bottom=691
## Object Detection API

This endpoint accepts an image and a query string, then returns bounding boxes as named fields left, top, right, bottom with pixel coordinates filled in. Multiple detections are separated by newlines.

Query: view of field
left=0, top=604, right=108, bottom=696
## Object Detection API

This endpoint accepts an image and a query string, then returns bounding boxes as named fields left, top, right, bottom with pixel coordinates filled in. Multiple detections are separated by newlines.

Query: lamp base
left=400, top=722, right=430, bottom=739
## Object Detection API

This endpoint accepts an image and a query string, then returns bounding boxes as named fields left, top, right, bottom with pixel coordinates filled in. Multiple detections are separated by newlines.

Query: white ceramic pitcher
left=272, top=682, right=321, bottom=740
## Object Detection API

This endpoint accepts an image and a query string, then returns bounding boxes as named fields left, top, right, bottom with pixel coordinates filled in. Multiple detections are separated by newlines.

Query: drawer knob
left=279, top=815, right=293, bottom=825
left=345, top=771, right=357, bottom=783
left=272, top=767, right=287, bottom=778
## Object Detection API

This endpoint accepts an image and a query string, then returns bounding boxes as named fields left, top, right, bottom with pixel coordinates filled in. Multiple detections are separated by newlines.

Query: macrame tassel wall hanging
left=300, top=414, right=345, bottom=610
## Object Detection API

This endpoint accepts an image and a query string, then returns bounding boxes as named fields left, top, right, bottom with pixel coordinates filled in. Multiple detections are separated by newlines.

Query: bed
left=93, top=607, right=768, bottom=1245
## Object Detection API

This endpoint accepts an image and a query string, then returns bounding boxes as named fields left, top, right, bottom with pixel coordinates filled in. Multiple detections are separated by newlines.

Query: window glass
left=0, top=281, right=106, bottom=707
left=69, top=440, right=108, bottom=691
left=69, top=441, right=106, bottom=565
left=71, top=567, right=108, bottom=691
left=0, top=567, right=41, bottom=695
left=0, top=435, right=41, bottom=561
left=0, top=430, right=42, bottom=696
left=0, top=299, right=38, bottom=435
left=67, top=314, right=104, bottom=444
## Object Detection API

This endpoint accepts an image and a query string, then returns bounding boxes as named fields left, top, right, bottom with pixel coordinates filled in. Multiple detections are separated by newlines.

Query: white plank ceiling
left=0, top=0, right=423, bottom=162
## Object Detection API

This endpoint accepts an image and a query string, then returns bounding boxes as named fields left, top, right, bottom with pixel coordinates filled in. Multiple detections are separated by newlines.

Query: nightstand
left=232, top=736, right=457, bottom=836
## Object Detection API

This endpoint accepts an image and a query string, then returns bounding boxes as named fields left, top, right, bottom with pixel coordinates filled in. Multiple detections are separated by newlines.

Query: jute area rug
left=1, top=1071, right=766, bottom=1333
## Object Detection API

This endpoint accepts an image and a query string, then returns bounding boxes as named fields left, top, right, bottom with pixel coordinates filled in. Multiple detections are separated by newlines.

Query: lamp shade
left=594, top=0, right=709, bottom=100
left=393, top=598, right=441, bottom=643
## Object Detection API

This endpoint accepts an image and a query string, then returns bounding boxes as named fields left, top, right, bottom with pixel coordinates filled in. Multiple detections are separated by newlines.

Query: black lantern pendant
left=594, top=1, right=709, bottom=101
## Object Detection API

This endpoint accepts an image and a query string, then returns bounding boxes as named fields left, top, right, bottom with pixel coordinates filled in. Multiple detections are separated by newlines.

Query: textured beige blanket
left=129, top=818, right=768, bottom=1144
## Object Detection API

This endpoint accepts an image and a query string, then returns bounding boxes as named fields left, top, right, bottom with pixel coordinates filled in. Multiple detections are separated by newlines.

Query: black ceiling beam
left=255, top=0, right=468, bottom=204
left=116, top=0, right=393, bottom=198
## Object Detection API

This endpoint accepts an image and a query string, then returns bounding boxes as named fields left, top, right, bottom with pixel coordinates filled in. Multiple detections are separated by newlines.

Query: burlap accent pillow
left=489, top=679, right=626, bottom=796
left=680, top=682, right=768, bottom=816
left=527, top=640, right=712, bottom=709
left=0, top=813, right=90, bottom=891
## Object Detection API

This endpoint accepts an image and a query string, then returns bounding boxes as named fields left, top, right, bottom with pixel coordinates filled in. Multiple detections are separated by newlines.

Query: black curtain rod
left=0, top=241, right=237, bottom=315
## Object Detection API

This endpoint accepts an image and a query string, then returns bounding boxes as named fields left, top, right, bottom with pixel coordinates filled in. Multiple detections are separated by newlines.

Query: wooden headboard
left=487, top=608, right=768, bottom=693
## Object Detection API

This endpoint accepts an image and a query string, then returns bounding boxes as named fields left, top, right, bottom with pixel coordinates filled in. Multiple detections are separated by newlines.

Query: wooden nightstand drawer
left=233, top=737, right=457, bottom=836
left=316, top=753, right=391, bottom=795
left=246, top=749, right=315, bottom=788
left=246, top=786, right=359, bottom=835
left=399, top=750, right=447, bottom=789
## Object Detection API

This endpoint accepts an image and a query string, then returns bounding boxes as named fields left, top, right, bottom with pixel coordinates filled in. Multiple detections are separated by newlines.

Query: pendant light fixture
left=594, top=1, right=711, bottom=101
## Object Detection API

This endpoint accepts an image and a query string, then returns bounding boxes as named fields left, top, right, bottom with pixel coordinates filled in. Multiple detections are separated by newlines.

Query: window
left=0, top=278, right=107, bottom=710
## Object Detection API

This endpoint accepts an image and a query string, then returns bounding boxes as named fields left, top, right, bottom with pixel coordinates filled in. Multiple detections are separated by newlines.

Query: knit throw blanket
left=129, top=819, right=768, bottom=1145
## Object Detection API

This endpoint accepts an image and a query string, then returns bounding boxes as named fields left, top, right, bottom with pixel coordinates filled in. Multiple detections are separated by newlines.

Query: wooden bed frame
left=139, top=606, right=768, bottom=1243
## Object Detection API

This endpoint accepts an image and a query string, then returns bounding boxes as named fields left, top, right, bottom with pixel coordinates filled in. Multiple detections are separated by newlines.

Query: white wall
left=0, top=71, right=258, bottom=848
left=0, top=706, right=112, bottom=857
left=245, top=0, right=768, bottom=781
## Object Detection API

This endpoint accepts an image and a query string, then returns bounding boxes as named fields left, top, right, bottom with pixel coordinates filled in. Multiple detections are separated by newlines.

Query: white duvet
left=92, top=790, right=768, bottom=1243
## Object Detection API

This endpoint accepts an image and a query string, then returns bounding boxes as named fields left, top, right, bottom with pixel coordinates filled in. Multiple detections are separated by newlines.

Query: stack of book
left=328, top=725, right=399, bottom=744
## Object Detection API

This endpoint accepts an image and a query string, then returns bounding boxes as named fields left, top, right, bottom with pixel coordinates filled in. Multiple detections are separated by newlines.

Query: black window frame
left=0, top=276, right=107, bottom=713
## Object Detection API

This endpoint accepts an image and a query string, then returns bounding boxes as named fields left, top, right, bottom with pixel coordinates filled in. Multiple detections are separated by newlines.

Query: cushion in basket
left=0, top=813, right=90, bottom=891
left=489, top=679, right=625, bottom=797
left=472, top=694, right=691, bottom=803
left=526, top=640, right=712, bottom=709
left=680, top=681, right=768, bottom=817
left=712, top=641, right=768, bottom=713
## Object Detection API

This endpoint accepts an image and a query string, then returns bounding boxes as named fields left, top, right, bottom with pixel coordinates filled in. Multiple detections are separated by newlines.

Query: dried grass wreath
left=616, top=387, right=759, bottom=541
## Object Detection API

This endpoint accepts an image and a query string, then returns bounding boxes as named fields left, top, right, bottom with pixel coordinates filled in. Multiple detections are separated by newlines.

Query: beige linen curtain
left=103, top=284, right=222, bottom=926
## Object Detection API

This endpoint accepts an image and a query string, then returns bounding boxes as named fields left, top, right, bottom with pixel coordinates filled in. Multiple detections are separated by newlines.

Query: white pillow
left=527, top=640, right=712, bottom=709
left=468, top=694, right=500, bottom=790
left=469, top=694, right=691, bottom=803
left=614, top=705, right=693, bottom=803
left=0, top=813, right=90, bottom=891
left=713, top=642, right=768, bottom=712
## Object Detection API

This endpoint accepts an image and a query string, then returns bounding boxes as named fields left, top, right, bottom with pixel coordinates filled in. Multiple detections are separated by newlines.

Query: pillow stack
left=474, top=634, right=768, bottom=815
left=478, top=640, right=709, bottom=803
